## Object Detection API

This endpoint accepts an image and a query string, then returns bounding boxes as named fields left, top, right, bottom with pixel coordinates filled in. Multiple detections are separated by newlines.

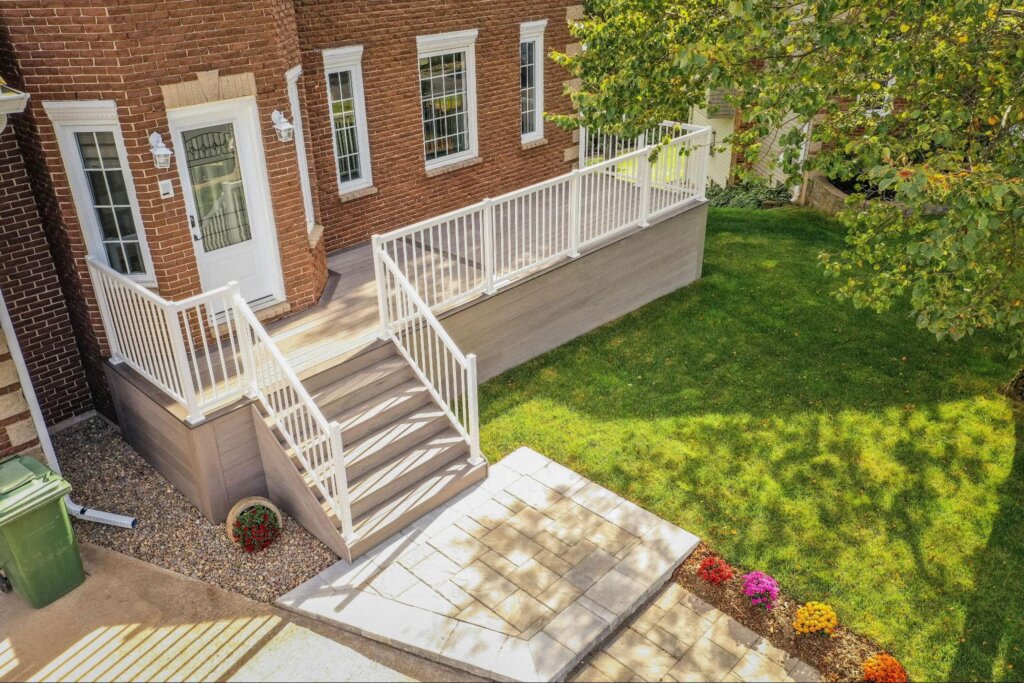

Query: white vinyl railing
left=369, top=122, right=710, bottom=470
left=235, top=304, right=354, bottom=539
left=374, top=122, right=711, bottom=315
left=87, top=257, right=354, bottom=539
left=375, top=251, right=482, bottom=463
left=88, top=258, right=250, bottom=421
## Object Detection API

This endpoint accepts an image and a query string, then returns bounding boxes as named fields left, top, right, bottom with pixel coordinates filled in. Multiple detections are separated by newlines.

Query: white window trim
left=286, top=65, right=316, bottom=232
left=322, top=45, right=374, bottom=195
left=42, top=100, right=156, bottom=286
left=520, top=20, right=547, bottom=144
left=416, top=29, right=479, bottom=172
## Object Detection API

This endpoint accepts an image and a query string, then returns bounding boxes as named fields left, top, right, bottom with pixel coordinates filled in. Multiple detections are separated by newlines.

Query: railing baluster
left=482, top=198, right=496, bottom=295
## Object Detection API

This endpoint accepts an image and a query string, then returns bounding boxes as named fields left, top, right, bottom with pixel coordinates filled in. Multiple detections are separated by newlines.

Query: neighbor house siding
left=0, top=325, right=40, bottom=459
left=690, top=107, right=734, bottom=188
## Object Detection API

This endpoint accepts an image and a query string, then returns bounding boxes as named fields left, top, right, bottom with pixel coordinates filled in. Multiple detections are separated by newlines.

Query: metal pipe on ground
left=0, top=287, right=137, bottom=529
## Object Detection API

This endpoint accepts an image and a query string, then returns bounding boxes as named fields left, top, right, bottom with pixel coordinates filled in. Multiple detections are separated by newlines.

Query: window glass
left=74, top=131, right=145, bottom=275
left=328, top=70, right=364, bottom=185
left=419, top=51, right=470, bottom=161
left=520, top=41, right=537, bottom=136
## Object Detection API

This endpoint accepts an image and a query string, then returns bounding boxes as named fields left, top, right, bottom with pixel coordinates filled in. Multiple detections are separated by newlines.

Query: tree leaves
left=554, top=0, right=1024, bottom=363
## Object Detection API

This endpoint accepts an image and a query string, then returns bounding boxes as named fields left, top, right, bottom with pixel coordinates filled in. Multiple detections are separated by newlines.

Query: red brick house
left=0, top=2, right=713, bottom=562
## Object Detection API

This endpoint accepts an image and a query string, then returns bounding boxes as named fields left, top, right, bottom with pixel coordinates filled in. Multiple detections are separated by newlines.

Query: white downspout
left=0, top=287, right=137, bottom=529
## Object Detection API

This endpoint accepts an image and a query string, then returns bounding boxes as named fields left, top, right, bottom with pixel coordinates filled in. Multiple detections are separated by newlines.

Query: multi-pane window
left=419, top=52, right=471, bottom=161
left=323, top=45, right=372, bottom=193
left=74, top=131, right=145, bottom=275
left=519, top=20, right=547, bottom=143
left=329, top=71, right=363, bottom=184
left=416, top=30, right=478, bottom=169
left=520, top=41, right=538, bottom=137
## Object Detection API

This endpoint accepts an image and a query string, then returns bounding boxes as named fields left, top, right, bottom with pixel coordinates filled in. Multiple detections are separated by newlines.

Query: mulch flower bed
left=674, top=542, right=892, bottom=682
left=55, top=417, right=337, bottom=603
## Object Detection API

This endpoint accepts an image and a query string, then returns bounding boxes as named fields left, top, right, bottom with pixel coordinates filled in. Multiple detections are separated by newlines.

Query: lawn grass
left=478, top=207, right=1024, bottom=682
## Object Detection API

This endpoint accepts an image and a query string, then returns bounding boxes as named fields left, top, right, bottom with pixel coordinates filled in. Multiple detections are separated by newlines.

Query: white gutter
left=0, top=286, right=137, bottom=529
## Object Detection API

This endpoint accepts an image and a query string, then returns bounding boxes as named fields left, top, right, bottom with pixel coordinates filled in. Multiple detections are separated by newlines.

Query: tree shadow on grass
left=948, top=407, right=1024, bottom=682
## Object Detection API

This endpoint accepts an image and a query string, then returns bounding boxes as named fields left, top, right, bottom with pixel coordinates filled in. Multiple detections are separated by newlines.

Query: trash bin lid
left=0, top=455, right=71, bottom=525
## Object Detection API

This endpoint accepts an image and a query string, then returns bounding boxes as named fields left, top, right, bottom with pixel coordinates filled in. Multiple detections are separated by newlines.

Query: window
left=323, top=45, right=372, bottom=194
left=416, top=29, right=479, bottom=170
left=43, top=100, right=154, bottom=283
left=285, top=65, right=316, bottom=230
left=519, top=20, right=547, bottom=143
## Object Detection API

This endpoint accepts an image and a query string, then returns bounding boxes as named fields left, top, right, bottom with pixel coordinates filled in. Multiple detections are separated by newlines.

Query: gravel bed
left=54, top=417, right=338, bottom=603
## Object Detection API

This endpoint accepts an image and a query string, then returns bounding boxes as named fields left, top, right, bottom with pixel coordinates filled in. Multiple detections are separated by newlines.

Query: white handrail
left=378, top=251, right=482, bottom=463
left=86, top=257, right=355, bottom=539
left=374, top=122, right=712, bottom=317
left=235, top=301, right=354, bottom=539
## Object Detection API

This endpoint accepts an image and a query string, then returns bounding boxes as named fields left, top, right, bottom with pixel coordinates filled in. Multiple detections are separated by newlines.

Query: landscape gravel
left=54, top=417, right=337, bottom=603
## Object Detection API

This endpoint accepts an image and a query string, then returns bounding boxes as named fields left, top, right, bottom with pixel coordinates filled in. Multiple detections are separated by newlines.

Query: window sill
left=521, top=137, right=548, bottom=150
left=338, top=185, right=378, bottom=203
left=307, top=223, right=325, bottom=250
left=425, top=156, right=483, bottom=178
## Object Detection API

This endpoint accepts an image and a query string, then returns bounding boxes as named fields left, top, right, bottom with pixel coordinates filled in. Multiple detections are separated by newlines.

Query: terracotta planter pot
left=225, top=496, right=282, bottom=544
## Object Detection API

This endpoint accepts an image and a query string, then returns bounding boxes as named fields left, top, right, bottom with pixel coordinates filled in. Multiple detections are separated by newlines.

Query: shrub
left=706, top=180, right=792, bottom=209
left=793, top=601, right=839, bottom=637
left=741, top=571, right=780, bottom=610
left=231, top=504, right=281, bottom=553
left=697, top=556, right=734, bottom=585
left=862, top=653, right=909, bottom=683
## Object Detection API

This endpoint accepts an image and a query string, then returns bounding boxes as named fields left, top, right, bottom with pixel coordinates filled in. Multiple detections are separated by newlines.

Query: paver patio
left=277, top=448, right=700, bottom=681
left=572, top=583, right=822, bottom=683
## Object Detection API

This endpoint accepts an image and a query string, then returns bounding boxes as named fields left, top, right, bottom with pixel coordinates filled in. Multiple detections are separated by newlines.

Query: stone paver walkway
left=573, top=583, right=822, bottom=683
left=278, top=448, right=700, bottom=682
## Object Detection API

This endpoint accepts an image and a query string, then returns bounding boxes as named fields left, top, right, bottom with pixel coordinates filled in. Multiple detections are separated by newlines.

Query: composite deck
left=268, top=175, right=685, bottom=374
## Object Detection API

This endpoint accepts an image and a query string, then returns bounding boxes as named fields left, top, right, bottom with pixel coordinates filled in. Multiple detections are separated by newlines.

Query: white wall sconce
left=149, top=132, right=173, bottom=169
left=271, top=110, right=295, bottom=142
left=0, top=82, right=30, bottom=133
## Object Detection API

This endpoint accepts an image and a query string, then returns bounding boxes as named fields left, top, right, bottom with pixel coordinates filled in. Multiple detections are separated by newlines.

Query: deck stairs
left=257, top=341, right=487, bottom=562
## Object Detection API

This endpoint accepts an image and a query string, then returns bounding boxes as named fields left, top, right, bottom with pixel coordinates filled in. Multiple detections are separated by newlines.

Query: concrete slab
left=277, top=448, right=698, bottom=682
left=0, top=543, right=461, bottom=683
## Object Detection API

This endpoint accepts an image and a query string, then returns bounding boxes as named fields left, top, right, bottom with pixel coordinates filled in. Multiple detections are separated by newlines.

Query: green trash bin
left=0, top=455, right=85, bottom=608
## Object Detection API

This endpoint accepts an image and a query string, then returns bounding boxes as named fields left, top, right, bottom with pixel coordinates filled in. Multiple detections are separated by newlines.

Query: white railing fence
left=375, top=250, right=482, bottom=463
left=374, top=122, right=711, bottom=316
left=87, top=257, right=354, bottom=539
left=235, top=304, right=354, bottom=539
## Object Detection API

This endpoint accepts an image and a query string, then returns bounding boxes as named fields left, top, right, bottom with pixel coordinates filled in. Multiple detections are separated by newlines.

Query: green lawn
left=478, top=207, right=1024, bottom=682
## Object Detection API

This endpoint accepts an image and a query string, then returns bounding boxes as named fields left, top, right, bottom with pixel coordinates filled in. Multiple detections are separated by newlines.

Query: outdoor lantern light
left=0, top=80, right=29, bottom=133
left=271, top=110, right=295, bottom=142
left=149, top=132, right=173, bottom=169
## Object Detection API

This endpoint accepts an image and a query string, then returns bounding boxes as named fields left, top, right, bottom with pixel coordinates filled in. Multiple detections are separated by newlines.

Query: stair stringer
left=251, top=405, right=352, bottom=562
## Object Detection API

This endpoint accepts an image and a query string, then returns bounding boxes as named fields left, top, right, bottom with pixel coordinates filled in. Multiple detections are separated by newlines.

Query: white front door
left=168, top=97, right=284, bottom=306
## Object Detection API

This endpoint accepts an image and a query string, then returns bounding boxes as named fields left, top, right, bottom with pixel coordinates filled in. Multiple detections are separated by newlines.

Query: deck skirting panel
left=441, top=202, right=708, bottom=381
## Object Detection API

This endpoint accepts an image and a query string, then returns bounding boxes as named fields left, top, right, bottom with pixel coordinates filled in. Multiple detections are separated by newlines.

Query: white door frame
left=167, top=96, right=285, bottom=305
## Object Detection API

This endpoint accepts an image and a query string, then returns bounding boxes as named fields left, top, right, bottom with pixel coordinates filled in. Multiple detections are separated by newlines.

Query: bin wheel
left=0, top=574, right=11, bottom=594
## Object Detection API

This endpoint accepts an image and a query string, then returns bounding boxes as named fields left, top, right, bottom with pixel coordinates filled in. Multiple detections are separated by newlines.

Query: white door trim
left=167, top=96, right=286, bottom=304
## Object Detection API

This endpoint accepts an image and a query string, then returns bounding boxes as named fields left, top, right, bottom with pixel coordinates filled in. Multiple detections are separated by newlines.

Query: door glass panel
left=181, top=123, right=252, bottom=253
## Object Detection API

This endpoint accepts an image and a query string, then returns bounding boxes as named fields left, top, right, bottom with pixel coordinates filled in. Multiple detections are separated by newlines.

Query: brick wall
left=0, top=1, right=577, bottom=423
left=0, top=121, right=93, bottom=426
left=295, top=0, right=577, bottom=251
left=0, top=0, right=326, bottom=310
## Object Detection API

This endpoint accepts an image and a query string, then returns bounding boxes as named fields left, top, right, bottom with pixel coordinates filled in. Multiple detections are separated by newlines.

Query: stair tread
left=349, top=429, right=467, bottom=505
left=327, top=380, right=430, bottom=433
left=352, top=456, right=483, bottom=538
left=307, top=355, right=409, bottom=407
left=345, top=405, right=448, bottom=467
left=300, top=341, right=397, bottom=386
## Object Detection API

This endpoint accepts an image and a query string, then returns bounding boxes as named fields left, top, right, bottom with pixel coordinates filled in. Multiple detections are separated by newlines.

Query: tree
left=553, top=0, right=1024, bottom=391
